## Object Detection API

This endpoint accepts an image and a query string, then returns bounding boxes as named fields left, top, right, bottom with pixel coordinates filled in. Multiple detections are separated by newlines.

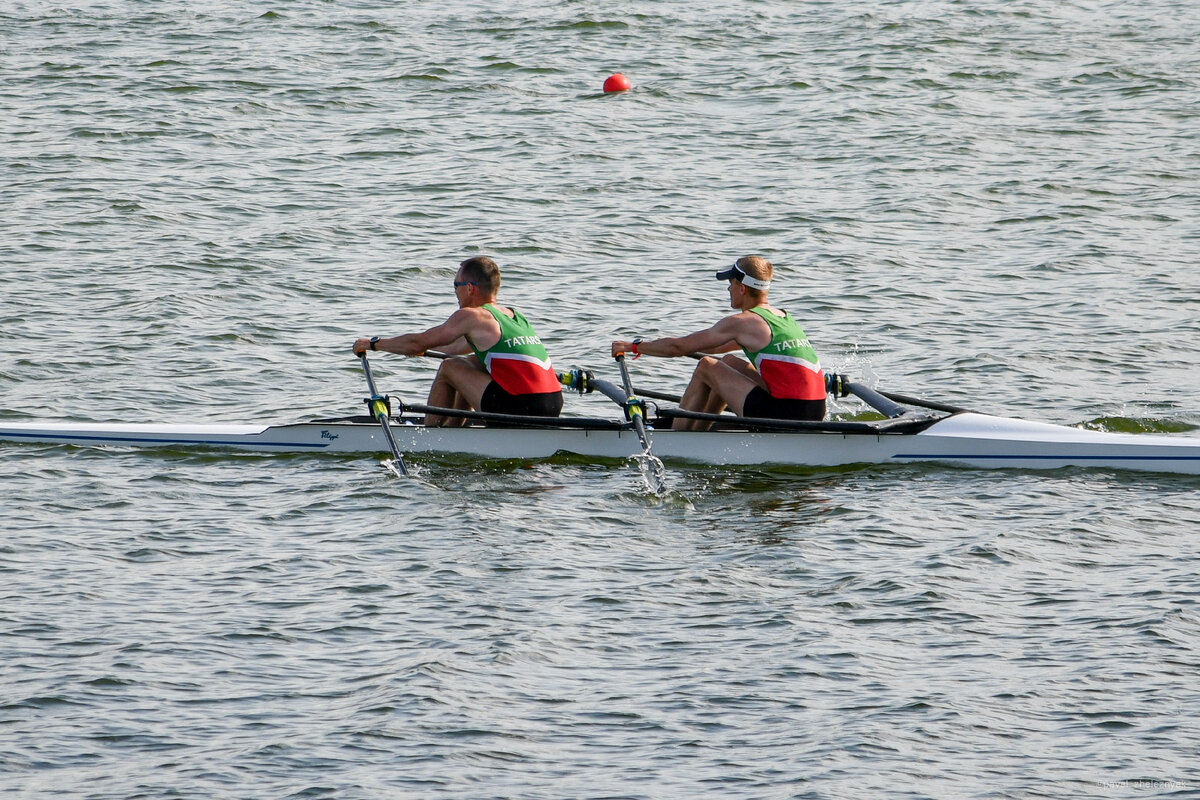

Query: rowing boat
left=3, top=407, right=1199, bottom=474
left=3, top=361, right=1198, bottom=475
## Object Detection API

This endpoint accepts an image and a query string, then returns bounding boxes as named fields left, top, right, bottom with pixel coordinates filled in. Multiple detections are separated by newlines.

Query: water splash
left=380, top=458, right=406, bottom=478
left=632, top=450, right=669, bottom=496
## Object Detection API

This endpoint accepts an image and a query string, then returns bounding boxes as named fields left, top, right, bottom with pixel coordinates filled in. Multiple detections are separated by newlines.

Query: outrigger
left=2, top=360, right=1199, bottom=476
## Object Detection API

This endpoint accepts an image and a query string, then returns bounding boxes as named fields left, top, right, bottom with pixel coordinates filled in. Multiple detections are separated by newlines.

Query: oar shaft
left=841, top=379, right=909, bottom=419
left=589, top=377, right=630, bottom=407
left=359, top=354, right=408, bottom=476
left=361, top=353, right=384, bottom=396
left=612, top=353, right=667, bottom=493
left=633, top=386, right=681, bottom=403
left=877, top=390, right=969, bottom=414
left=615, top=354, right=653, bottom=452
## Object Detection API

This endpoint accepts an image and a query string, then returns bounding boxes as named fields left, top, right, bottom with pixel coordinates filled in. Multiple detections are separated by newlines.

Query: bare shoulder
left=728, top=309, right=773, bottom=328
left=451, top=306, right=498, bottom=324
left=726, top=308, right=772, bottom=347
left=459, top=305, right=503, bottom=334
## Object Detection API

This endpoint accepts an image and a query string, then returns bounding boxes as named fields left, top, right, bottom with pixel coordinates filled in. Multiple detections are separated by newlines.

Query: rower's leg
left=674, top=357, right=759, bottom=431
left=425, top=357, right=492, bottom=427
left=721, top=354, right=767, bottom=389
left=439, top=386, right=475, bottom=429
left=675, top=370, right=715, bottom=431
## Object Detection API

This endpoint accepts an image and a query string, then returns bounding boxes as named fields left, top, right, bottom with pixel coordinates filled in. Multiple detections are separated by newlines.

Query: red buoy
left=603, top=73, right=631, bottom=93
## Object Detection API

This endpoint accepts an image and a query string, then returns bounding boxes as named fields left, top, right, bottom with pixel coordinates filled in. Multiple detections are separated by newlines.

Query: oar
left=358, top=353, right=408, bottom=478
left=633, top=386, right=681, bottom=403
left=615, top=353, right=667, bottom=493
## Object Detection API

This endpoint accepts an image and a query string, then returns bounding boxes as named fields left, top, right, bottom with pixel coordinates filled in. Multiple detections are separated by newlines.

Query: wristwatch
left=369, top=336, right=381, bottom=351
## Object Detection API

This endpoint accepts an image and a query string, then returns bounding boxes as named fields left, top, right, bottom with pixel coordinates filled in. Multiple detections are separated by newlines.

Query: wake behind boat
left=2, top=369, right=1199, bottom=475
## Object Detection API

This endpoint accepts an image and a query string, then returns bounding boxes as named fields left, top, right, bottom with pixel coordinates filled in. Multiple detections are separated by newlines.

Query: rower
left=353, top=256, right=563, bottom=427
left=611, top=255, right=825, bottom=431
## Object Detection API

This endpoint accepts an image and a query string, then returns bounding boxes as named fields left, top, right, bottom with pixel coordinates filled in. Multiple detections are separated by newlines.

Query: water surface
left=3, top=2, right=1199, bottom=797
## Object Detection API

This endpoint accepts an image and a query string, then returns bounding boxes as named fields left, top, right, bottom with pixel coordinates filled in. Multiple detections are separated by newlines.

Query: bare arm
left=354, top=308, right=498, bottom=357
left=432, top=337, right=473, bottom=356
left=612, top=312, right=769, bottom=358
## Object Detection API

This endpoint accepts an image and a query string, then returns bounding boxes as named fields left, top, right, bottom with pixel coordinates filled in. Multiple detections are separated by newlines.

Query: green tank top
left=741, top=306, right=825, bottom=401
left=468, top=304, right=561, bottom=395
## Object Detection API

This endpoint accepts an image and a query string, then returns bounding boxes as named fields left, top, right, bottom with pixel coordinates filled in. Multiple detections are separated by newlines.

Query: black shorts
left=479, top=382, right=563, bottom=424
left=742, top=386, right=825, bottom=421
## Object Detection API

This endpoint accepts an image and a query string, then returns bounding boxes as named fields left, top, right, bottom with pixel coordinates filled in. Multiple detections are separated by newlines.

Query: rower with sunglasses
left=354, top=256, right=562, bottom=426
left=612, top=255, right=825, bottom=431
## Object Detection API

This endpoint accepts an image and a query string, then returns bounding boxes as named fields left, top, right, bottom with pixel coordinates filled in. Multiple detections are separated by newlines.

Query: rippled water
left=3, top=1, right=1200, bottom=797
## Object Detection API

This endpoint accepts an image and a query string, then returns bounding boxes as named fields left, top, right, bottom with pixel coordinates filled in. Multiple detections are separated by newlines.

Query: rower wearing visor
left=353, top=256, right=562, bottom=427
left=611, top=255, right=825, bottom=431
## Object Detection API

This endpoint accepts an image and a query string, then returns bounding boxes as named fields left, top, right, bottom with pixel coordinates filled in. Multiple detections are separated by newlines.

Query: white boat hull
left=2, top=412, right=1199, bottom=474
